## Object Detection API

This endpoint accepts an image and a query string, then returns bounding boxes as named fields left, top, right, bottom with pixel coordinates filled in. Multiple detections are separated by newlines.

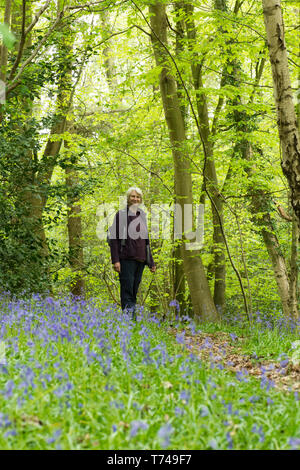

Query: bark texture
left=184, top=2, right=226, bottom=313
left=0, top=0, right=12, bottom=81
left=149, top=1, right=219, bottom=322
left=262, top=0, right=300, bottom=228
left=65, top=136, right=85, bottom=298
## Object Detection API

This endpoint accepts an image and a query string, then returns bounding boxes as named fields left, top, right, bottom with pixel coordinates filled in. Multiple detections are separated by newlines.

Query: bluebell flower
left=252, top=424, right=265, bottom=443
left=176, top=332, right=185, bottom=345
left=249, top=395, right=260, bottom=403
left=4, top=429, right=17, bottom=437
left=199, top=405, right=209, bottom=417
left=260, top=375, right=274, bottom=390
left=3, top=380, right=15, bottom=399
left=169, top=300, right=180, bottom=313
left=289, top=438, right=300, bottom=450
left=236, top=369, right=249, bottom=383
left=134, top=372, right=143, bottom=381
left=130, top=420, right=148, bottom=438
left=174, top=407, right=184, bottom=417
left=0, top=413, right=11, bottom=428
left=226, top=432, right=233, bottom=449
left=179, top=390, right=190, bottom=403
left=132, top=402, right=142, bottom=411
left=229, top=333, right=238, bottom=342
left=208, top=438, right=218, bottom=450
left=280, top=359, right=289, bottom=368
left=104, top=384, right=114, bottom=391
left=47, top=429, right=62, bottom=444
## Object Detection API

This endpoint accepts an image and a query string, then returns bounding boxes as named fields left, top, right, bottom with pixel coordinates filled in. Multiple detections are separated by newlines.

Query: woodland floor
left=169, top=328, right=300, bottom=393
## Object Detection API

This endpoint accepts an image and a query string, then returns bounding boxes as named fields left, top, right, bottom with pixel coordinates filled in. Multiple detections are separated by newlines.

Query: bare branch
left=107, top=145, right=172, bottom=195
left=6, top=10, right=64, bottom=95
left=273, top=200, right=293, bottom=221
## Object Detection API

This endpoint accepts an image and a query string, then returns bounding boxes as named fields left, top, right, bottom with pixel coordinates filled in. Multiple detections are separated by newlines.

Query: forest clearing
left=0, top=0, right=300, bottom=451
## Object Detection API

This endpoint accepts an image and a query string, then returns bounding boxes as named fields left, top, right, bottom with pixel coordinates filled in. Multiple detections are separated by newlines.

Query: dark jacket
left=109, top=206, right=155, bottom=268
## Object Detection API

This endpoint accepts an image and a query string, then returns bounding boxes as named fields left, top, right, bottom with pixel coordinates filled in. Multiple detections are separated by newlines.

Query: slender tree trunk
left=0, top=0, right=12, bottom=81
left=65, top=133, right=85, bottom=297
left=289, top=213, right=298, bottom=318
left=100, top=12, right=117, bottom=91
left=148, top=161, right=164, bottom=313
left=262, top=0, right=300, bottom=228
left=249, top=179, right=292, bottom=317
left=149, top=1, right=219, bottom=322
left=13, top=1, right=74, bottom=291
left=9, top=0, right=51, bottom=286
left=173, top=2, right=188, bottom=313
left=184, top=2, right=228, bottom=313
left=231, top=89, right=296, bottom=317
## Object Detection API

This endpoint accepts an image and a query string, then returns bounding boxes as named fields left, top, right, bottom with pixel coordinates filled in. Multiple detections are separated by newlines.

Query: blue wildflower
left=289, top=438, right=300, bottom=450
left=4, top=429, right=17, bottom=437
left=179, top=390, right=190, bottom=403
left=157, top=423, right=173, bottom=447
left=176, top=332, right=185, bottom=345
left=226, top=432, right=233, bottom=449
left=199, top=405, right=209, bottom=417
left=130, top=420, right=148, bottom=438
left=229, top=333, right=238, bottom=342
left=174, top=407, right=184, bottom=417
left=169, top=300, right=180, bottom=312
left=249, top=395, right=260, bottom=403
left=47, top=429, right=62, bottom=444
left=252, top=424, right=265, bottom=443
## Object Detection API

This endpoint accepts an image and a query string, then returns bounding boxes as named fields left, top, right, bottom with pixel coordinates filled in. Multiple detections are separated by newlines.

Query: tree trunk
left=262, top=0, right=300, bottom=228
left=0, top=0, right=12, bottom=82
left=100, top=11, right=117, bottom=92
left=230, top=85, right=296, bottom=317
left=250, top=182, right=292, bottom=317
left=289, top=213, right=298, bottom=318
left=149, top=1, right=219, bottom=322
left=184, top=2, right=230, bottom=314
left=173, top=1, right=188, bottom=315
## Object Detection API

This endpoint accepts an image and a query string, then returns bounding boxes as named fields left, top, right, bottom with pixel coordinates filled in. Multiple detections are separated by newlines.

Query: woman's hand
left=150, top=265, right=156, bottom=273
left=113, top=262, right=121, bottom=273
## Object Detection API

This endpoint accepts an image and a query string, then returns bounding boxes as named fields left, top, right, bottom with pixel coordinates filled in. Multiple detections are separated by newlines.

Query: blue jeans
left=119, top=259, right=145, bottom=317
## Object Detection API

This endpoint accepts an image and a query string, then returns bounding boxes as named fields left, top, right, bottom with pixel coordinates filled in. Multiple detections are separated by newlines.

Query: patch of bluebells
left=0, top=293, right=299, bottom=450
left=222, top=309, right=300, bottom=336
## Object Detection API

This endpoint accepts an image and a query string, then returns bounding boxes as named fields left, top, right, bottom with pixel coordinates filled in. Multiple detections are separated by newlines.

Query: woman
left=109, top=187, right=156, bottom=317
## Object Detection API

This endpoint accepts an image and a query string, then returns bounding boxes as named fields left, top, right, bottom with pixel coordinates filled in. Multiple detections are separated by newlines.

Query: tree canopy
left=0, top=0, right=299, bottom=320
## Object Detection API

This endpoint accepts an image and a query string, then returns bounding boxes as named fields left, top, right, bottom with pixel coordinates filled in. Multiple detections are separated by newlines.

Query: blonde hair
left=126, top=186, right=143, bottom=204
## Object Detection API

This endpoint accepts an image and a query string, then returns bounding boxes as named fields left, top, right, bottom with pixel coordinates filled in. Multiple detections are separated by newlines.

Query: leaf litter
left=168, top=328, right=300, bottom=392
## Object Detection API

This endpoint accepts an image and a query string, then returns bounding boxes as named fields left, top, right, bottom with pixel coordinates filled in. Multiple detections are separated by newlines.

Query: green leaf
left=0, top=23, right=16, bottom=49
